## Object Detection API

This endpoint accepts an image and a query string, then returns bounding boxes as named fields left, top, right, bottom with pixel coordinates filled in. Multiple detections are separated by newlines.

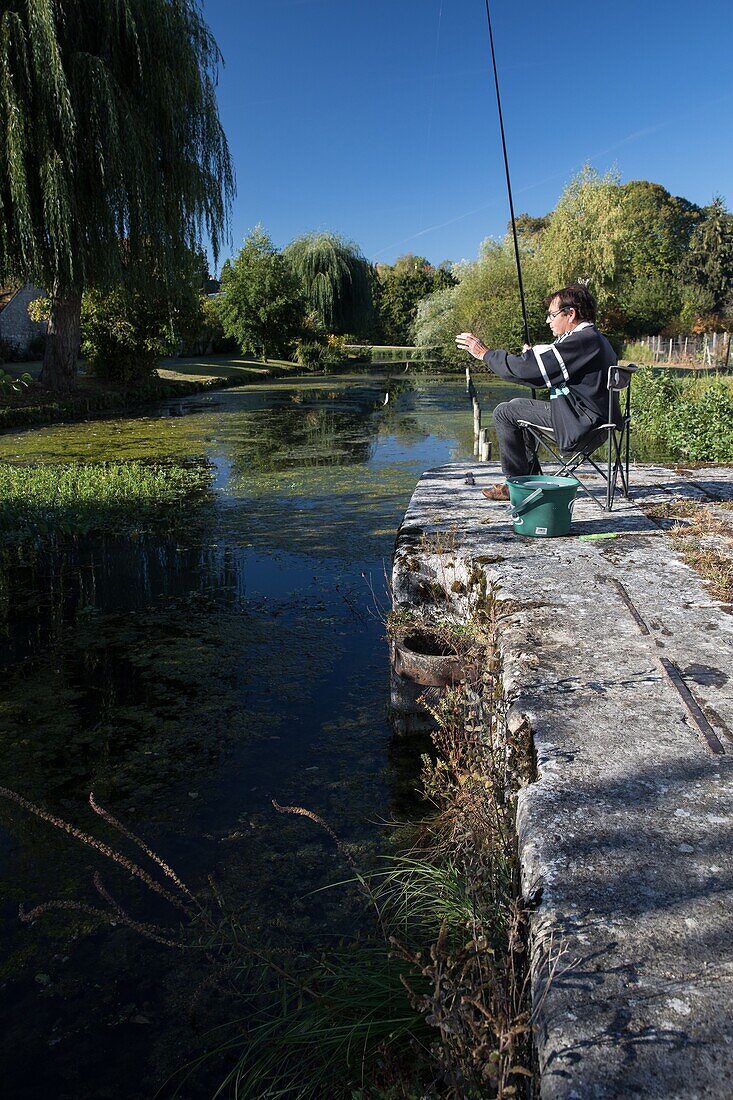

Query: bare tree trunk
left=40, top=282, right=82, bottom=393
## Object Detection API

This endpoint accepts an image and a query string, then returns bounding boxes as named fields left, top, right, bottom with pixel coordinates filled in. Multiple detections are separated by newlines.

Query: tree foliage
left=283, top=233, right=374, bottom=337
left=376, top=254, right=456, bottom=344
left=414, top=283, right=462, bottom=365
left=682, top=196, right=733, bottom=315
left=0, top=0, right=234, bottom=389
left=537, top=169, right=707, bottom=332
left=416, top=169, right=733, bottom=368
left=539, top=167, right=627, bottom=317
left=217, top=226, right=304, bottom=361
left=415, top=240, right=547, bottom=365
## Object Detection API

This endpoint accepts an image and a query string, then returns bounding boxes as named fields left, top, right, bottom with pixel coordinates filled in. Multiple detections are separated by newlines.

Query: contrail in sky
left=373, top=92, right=733, bottom=259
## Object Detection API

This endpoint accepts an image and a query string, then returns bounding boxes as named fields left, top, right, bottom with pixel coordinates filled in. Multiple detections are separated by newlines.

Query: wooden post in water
left=473, top=398, right=481, bottom=456
left=466, top=366, right=471, bottom=393
left=479, top=427, right=491, bottom=462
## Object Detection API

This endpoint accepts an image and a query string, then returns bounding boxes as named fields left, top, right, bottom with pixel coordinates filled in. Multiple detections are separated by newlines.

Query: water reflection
left=0, top=368, right=520, bottom=1097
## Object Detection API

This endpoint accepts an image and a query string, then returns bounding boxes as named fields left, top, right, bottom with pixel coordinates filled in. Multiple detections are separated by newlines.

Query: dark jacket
left=481, top=323, right=619, bottom=452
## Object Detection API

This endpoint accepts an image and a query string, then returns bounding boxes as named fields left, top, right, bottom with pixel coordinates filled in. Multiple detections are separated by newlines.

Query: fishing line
left=483, top=0, right=530, bottom=348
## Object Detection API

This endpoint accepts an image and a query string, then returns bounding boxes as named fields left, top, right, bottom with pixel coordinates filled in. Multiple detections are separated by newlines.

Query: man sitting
left=456, top=284, right=618, bottom=501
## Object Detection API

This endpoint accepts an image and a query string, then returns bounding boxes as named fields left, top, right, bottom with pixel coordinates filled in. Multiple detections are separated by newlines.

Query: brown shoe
left=482, top=484, right=510, bottom=501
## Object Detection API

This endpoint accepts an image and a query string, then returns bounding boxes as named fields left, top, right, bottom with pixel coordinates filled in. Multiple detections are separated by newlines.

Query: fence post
left=684, top=336, right=688, bottom=359
left=668, top=338, right=673, bottom=362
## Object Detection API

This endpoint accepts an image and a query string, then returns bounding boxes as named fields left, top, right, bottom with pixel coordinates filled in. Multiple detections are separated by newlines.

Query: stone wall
left=0, top=284, right=47, bottom=358
left=393, top=461, right=733, bottom=1099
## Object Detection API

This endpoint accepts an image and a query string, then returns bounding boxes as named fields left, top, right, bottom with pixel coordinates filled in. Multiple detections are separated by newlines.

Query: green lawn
left=156, top=353, right=300, bottom=384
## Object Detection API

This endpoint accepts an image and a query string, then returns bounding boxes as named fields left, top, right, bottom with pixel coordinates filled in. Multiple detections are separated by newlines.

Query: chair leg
left=520, top=425, right=616, bottom=512
left=607, top=427, right=613, bottom=510
left=625, top=386, right=632, bottom=495
left=607, top=428, right=630, bottom=510
left=617, top=432, right=628, bottom=495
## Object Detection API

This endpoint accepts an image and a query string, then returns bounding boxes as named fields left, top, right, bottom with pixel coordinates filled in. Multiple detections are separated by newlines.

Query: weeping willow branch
left=283, top=232, right=374, bottom=335
left=0, top=0, right=234, bottom=387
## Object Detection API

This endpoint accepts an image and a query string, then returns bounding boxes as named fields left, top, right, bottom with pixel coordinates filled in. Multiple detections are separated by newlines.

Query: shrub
left=632, top=366, right=733, bottom=461
left=294, top=336, right=346, bottom=371
left=82, top=288, right=174, bottom=384
left=621, top=341, right=654, bottom=366
left=666, top=379, right=733, bottom=460
left=0, top=369, right=33, bottom=395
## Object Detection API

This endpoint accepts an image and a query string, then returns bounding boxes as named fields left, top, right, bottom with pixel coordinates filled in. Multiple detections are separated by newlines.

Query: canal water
left=0, top=367, right=661, bottom=1097
left=0, top=367, right=529, bottom=1099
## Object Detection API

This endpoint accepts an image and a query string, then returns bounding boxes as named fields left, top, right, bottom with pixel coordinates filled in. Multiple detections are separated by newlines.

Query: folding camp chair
left=516, top=362, right=638, bottom=511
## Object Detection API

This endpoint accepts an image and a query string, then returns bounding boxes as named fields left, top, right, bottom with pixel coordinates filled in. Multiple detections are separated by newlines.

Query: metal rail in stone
left=392, top=462, right=733, bottom=1100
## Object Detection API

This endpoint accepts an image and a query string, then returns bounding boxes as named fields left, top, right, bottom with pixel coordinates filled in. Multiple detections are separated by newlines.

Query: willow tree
left=283, top=233, right=374, bottom=337
left=539, top=167, right=626, bottom=316
left=0, top=0, right=234, bottom=391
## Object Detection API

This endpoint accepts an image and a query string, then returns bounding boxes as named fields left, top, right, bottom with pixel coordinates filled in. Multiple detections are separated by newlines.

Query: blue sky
left=203, top=0, right=733, bottom=272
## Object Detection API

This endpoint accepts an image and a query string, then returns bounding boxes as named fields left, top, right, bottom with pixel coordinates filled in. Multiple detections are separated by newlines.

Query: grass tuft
left=0, top=460, right=213, bottom=543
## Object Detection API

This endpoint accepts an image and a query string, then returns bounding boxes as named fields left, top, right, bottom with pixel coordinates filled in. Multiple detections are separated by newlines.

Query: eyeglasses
left=546, top=308, right=567, bottom=321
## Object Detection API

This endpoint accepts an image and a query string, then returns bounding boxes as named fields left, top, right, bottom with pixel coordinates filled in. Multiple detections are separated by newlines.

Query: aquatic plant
left=203, top=588, right=535, bottom=1098
left=0, top=460, right=213, bottom=543
left=1, top=585, right=534, bottom=1097
left=0, top=788, right=198, bottom=944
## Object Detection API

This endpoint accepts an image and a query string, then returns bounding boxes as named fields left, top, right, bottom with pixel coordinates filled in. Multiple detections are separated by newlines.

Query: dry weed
left=645, top=499, right=733, bottom=602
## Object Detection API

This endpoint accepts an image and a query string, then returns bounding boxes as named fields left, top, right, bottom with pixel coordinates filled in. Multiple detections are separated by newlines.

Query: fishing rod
left=483, top=0, right=531, bottom=350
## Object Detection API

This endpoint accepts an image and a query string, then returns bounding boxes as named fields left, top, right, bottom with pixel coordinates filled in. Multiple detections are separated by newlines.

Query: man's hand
left=522, top=343, right=531, bottom=354
left=455, top=332, right=488, bottom=361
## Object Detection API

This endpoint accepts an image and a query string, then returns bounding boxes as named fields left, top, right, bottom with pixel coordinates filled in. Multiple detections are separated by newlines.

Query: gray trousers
left=493, top=398, right=553, bottom=477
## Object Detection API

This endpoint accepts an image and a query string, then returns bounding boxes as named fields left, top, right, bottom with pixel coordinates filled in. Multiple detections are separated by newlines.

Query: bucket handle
left=511, top=486, right=544, bottom=520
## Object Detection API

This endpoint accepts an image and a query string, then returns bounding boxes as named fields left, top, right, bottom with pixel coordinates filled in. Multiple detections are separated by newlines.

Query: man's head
left=544, top=284, right=597, bottom=337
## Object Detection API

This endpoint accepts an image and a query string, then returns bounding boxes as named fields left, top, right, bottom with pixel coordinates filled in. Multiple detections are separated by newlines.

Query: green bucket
left=507, top=475, right=580, bottom=537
